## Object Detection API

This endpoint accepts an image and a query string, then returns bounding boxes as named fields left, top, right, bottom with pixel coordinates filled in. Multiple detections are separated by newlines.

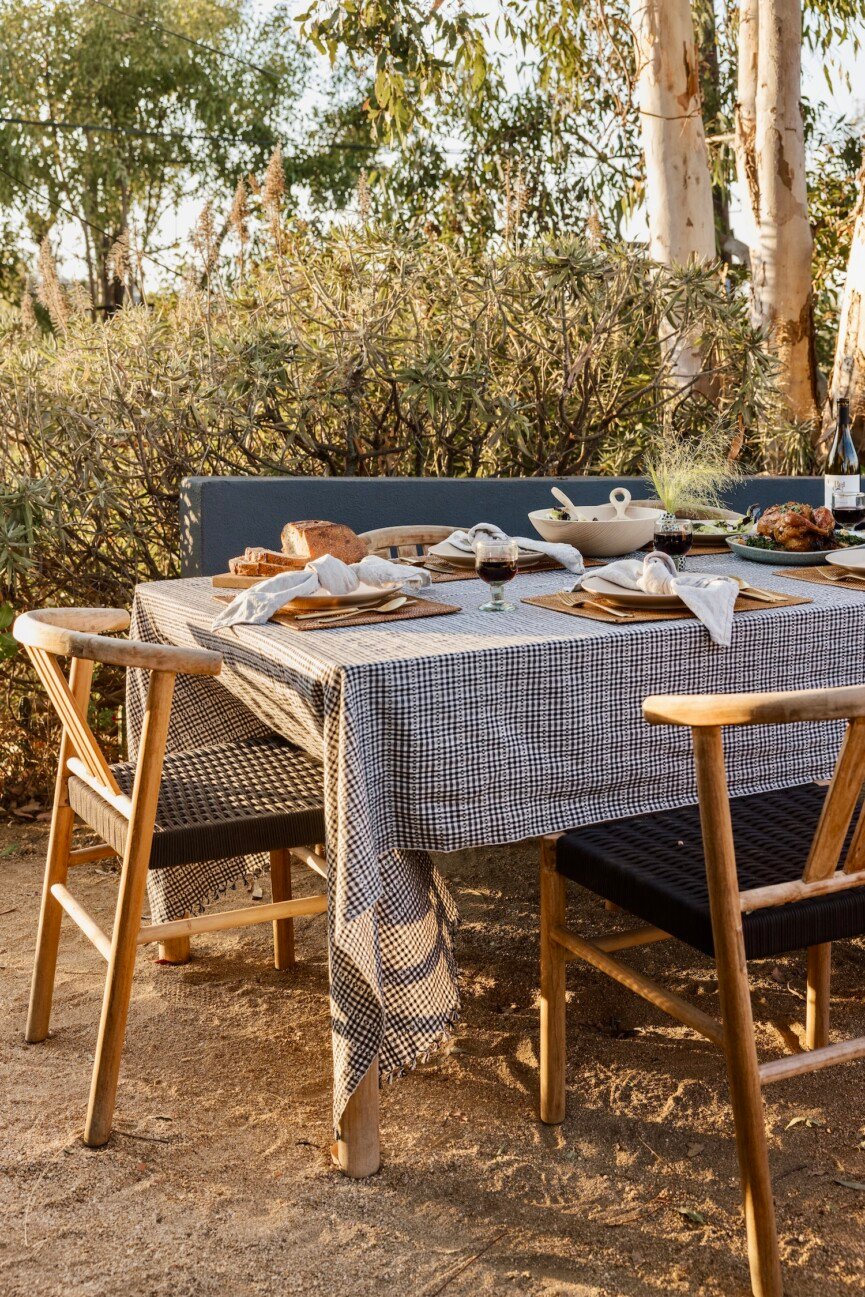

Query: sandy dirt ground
left=2, top=821, right=865, bottom=1297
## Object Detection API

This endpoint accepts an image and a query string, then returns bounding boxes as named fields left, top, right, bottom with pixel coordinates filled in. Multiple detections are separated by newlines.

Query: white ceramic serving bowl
left=529, top=488, right=663, bottom=557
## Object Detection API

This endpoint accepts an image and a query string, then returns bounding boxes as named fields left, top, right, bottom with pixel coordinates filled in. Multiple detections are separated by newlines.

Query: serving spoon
left=550, top=487, right=592, bottom=522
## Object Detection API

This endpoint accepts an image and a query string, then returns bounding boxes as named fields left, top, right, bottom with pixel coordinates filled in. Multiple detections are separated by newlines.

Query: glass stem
left=491, top=581, right=504, bottom=607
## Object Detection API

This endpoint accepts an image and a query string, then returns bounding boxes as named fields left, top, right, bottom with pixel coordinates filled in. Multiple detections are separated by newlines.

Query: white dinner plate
left=580, top=574, right=684, bottom=609
left=825, top=546, right=865, bottom=573
left=282, top=581, right=402, bottom=612
left=427, top=540, right=544, bottom=569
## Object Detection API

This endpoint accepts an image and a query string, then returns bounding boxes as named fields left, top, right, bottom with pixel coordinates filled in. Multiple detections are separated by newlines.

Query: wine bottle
left=825, top=397, right=859, bottom=508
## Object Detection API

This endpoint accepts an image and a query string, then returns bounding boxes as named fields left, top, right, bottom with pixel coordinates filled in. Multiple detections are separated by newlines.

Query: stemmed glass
left=475, top=539, right=520, bottom=611
left=832, top=488, right=865, bottom=532
left=652, top=516, right=693, bottom=572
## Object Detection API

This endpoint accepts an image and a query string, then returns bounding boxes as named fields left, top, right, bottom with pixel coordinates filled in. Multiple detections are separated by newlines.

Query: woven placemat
left=773, top=566, right=865, bottom=593
left=522, top=589, right=812, bottom=625
left=213, top=593, right=461, bottom=632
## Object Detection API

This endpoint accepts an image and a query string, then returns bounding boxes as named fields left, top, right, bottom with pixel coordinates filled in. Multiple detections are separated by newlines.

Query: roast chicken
left=755, top=502, right=836, bottom=551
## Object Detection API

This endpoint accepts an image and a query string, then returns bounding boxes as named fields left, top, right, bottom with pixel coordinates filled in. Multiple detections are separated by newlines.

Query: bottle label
left=825, top=474, right=860, bottom=508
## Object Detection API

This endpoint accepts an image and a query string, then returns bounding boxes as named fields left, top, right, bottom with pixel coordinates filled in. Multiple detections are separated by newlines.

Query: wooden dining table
left=128, top=553, right=865, bottom=1175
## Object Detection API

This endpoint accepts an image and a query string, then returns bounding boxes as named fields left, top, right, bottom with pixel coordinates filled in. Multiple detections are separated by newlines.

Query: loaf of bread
left=280, top=519, right=367, bottom=565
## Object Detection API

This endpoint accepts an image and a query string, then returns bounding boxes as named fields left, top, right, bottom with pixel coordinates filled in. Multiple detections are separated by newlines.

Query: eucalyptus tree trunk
left=737, top=0, right=820, bottom=431
left=824, top=162, right=865, bottom=448
left=631, top=0, right=716, bottom=385
left=734, top=0, right=761, bottom=314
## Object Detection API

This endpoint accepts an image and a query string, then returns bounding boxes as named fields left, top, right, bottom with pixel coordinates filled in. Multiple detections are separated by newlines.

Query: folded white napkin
left=212, top=554, right=431, bottom=631
left=446, top=522, right=584, bottom=574
left=591, top=552, right=738, bottom=646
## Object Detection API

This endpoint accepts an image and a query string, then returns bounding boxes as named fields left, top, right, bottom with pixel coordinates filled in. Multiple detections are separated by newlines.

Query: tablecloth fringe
left=146, top=857, right=267, bottom=926
left=380, top=1001, right=463, bottom=1085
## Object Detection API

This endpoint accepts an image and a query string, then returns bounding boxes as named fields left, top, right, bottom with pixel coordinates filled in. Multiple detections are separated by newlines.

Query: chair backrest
left=643, top=685, right=865, bottom=913
left=14, top=608, right=221, bottom=820
left=359, top=525, right=465, bottom=558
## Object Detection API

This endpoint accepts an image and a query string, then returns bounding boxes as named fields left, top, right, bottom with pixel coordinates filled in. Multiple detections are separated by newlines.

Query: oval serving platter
left=726, top=537, right=834, bottom=567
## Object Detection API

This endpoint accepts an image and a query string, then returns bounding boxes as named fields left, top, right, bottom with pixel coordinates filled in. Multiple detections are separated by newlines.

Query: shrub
left=0, top=222, right=789, bottom=799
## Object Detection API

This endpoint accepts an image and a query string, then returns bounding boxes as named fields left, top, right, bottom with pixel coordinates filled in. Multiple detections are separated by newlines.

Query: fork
left=294, top=595, right=409, bottom=622
left=734, top=580, right=786, bottom=603
left=822, top=568, right=865, bottom=587
left=559, top=593, right=634, bottom=620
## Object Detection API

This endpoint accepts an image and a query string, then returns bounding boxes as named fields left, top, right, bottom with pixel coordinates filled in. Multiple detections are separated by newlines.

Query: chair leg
left=270, top=848, right=295, bottom=970
left=694, top=727, right=782, bottom=1297
left=27, top=657, right=93, bottom=1043
left=805, top=944, right=831, bottom=1050
left=539, top=837, right=567, bottom=1125
left=26, top=803, right=75, bottom=1042
left=84, top=670, right=174, bottom=1148
left=715, top=942, right=783, bottom=1297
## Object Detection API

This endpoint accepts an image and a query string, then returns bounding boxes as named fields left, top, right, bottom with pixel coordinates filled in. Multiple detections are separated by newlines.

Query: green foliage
left=809, top=120, right=864, bottom=372
left=0, top=215, right=801, bottom=797
left=0, top=0, right=321, bottom=309
left=645, top=434, right=741, bottom=516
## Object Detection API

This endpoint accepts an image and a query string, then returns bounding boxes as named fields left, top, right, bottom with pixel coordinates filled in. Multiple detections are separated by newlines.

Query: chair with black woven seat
left=13, top=607, right=327, bottom=1149
left=539, top=684, right=865, bottom=1297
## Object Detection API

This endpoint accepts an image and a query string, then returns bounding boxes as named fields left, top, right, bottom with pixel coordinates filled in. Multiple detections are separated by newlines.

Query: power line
left=1, top=115, right=383, bottom=152
left=88, top=0, right=281, bottom=85
left=1, top=115, right=245, bottom=144
left=0, top=161, right=181, bottom=279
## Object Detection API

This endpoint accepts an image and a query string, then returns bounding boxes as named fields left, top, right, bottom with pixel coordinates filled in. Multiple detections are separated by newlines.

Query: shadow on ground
left=2, top=823, right=864, bottom=1296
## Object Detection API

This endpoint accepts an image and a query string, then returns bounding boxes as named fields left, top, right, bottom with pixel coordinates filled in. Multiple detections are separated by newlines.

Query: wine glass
left=832, top=488, right=865, bottom=532
left=475, top=538, right=519, bottom=611
left=652, top=517, right=693, bottom=571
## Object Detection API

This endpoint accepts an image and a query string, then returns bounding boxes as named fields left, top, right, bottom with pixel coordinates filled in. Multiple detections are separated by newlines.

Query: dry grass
left=2, top=822, right=865, bottom=1296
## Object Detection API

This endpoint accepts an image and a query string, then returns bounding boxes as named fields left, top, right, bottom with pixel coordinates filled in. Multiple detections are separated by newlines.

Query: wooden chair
left=539, top=684, right=865, bottom=1297
left=359, top=525, right=466, bottom=558
left=14, top=608, right=328, bottom=1148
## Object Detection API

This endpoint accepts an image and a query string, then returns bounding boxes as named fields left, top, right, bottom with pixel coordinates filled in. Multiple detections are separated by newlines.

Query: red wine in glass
left=475, top=539, right=519, bottom=611
left=653, top=530, right=692, bottom=557
left=653, top=519, right=693, bottom=570
left=834, top=505, right=865, bottom=530
left=476, top=557, right=518, bottom=584
left=832, top=487, right=865, bottom=532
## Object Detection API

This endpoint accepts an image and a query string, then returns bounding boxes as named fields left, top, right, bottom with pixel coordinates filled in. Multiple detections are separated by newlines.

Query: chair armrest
left=643, top=686, right=865, bottom=728
left=13, top=609, right=222, bottom=678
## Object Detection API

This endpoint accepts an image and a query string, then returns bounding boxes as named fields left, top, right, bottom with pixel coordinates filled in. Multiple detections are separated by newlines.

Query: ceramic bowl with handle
left=529, top=488, right=663, bottom=557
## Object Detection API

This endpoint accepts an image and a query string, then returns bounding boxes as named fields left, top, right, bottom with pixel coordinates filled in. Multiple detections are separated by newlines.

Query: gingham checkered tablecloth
left=129, top=559, right=865, bottom=1128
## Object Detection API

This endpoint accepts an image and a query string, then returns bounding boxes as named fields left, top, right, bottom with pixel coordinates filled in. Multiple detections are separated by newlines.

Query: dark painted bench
left=179, top=475, right=825, bottom=576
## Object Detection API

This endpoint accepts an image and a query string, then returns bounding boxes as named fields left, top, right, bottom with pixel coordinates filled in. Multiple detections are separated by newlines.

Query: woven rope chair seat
left=557, top=783, right=865, bottom=960
left=68, top=735, right=325, bottom=870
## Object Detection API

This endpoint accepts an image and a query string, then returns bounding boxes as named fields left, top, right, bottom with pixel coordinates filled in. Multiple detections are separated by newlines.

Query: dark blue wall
left=180, top=474, right=824, bottom=576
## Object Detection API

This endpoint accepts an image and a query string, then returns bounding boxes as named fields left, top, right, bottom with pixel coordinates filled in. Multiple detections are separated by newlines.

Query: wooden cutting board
left=211, top=573, right=267, bottom=590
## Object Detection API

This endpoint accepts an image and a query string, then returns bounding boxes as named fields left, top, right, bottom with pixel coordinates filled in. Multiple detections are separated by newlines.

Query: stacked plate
left=825, top=547, right=865, bottom=576
left=427, top=540, right=545, bottom=569
left=579, top=573, right=682, bottom=609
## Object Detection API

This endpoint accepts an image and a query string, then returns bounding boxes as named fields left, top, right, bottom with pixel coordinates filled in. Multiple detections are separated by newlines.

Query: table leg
left=158, top=918, right=191, bottom=964
left=336, top=1056, right=381, bottom=1177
